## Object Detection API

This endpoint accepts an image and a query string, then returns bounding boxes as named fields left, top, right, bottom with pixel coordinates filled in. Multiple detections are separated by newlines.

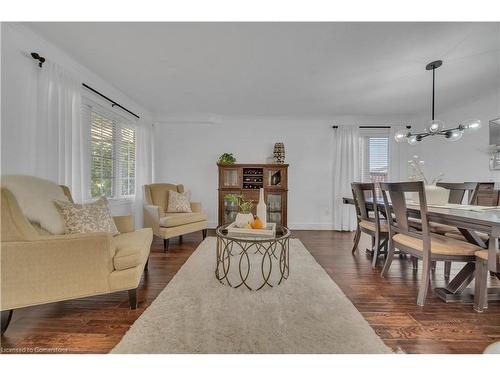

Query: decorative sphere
left=407, top=135, right=418, bottom=145
left=428, top=119, right=444, bottom=133
left=394, top=129, right=408, bottom=143
left=447, top=129, right=463, bottom=142
left=462, top=119, right=482, bottom=131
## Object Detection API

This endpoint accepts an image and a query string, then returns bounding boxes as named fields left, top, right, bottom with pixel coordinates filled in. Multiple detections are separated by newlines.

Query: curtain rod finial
left=31, top=52, right=45, bottom=68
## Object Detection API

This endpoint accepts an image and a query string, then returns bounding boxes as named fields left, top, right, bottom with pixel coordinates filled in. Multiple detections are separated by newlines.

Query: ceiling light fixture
left=395, top=60, right=481, bottom=145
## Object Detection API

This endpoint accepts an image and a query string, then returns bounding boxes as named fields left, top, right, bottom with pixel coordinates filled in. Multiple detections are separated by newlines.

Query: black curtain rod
left=331, top=125, right=411, bottom=129
left=82, top=83, right=140, bottom=119
left=332, top=125, right=389, bottom=129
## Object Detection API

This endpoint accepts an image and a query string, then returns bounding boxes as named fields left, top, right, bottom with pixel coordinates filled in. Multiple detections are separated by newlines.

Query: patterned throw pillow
left=166, top=190, right=192, bottom=213
left=54, top=197, right=119, bottom=235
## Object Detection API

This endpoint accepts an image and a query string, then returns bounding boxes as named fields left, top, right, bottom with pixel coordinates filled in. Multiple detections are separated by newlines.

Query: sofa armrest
left=113, top=215, right=135, bottom=233
left=143, top=205, right=161, bottom=233
left=1, top=232, right=115, bottom=310
left=190, top=202, right=202, bottom=213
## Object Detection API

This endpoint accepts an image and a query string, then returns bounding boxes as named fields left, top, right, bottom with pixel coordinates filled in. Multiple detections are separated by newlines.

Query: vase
left=235, top=213, right=254, bottom=228
left=256, top=188, right=267, bottom=227
left=273, top=142, right=285, bottom=164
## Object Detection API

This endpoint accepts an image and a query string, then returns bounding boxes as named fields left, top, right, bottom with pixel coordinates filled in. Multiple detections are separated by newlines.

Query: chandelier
left=394, top=60, right=481, bottom=145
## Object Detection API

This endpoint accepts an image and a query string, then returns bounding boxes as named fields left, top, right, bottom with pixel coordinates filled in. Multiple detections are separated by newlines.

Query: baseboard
left=208, top=222, right=345, bottom=231
left=287, top=223, right=337, bottom=230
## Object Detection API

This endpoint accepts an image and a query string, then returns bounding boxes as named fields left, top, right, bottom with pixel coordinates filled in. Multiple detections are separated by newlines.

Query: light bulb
left=428, top=119, right=444, bottom=133
left=461, top=119, right=482, bottom=132
left=394, top=129, right=408, bottom=143
left=446, top=129, right=463, bottom=142
left=407, top=135, right=418, bottom=145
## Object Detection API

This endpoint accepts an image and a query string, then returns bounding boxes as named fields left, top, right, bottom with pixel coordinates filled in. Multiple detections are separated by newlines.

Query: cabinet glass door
left=265, top=168, right=282, bottom=188
left=222, top=169, right=239, bottom=188
left=267, top=193, right=282, bottom=224
left=223, top=191, right=240, bottom=224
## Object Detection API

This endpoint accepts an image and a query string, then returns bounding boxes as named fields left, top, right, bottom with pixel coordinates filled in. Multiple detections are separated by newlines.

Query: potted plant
left=218, top=153, right=236, bottom=165
left=225, top=194, right=254, bottom=228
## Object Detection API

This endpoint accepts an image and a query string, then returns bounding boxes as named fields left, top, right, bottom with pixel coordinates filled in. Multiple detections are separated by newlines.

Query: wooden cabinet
left=218, top=163, right=288, bottom=227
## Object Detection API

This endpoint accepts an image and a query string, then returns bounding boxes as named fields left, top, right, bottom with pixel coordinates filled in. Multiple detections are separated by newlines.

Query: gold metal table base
left=215, top=235, right=290, bottom=290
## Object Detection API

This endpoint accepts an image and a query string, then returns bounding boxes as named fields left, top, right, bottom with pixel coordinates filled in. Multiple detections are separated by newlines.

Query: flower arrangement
left=407, top=155, right=444, bottom=185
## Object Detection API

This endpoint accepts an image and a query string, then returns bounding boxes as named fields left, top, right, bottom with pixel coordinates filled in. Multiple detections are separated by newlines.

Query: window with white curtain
left=83, top=101, right=136, bottom=199
left=360, top=128, right=390, bottom=186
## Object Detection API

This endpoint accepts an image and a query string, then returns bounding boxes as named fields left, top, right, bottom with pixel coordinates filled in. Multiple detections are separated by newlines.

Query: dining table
left=343, top=196, right=500, bottom=304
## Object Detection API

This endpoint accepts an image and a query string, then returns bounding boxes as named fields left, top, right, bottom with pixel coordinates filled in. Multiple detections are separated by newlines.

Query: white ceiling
left=26, top=22, right=500, bottom=118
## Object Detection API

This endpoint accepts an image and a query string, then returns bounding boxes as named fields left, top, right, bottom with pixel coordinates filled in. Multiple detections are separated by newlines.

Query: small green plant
left=225, top=194, right=254, bottom=214
left=218, top=153, right=236, bottom=164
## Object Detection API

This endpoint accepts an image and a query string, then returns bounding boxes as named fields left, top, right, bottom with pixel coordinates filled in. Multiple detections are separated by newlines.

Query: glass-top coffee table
left=215, top=223, right=291, bottom=290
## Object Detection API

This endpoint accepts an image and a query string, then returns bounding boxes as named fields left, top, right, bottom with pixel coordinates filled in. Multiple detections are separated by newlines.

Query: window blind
left=119, top=126, right=136, bottom=196
left=85, top=101, right=136, bottom=199
left=360, top=128, right=390, bottom=186
left=90, top=110, right=115, bottom=198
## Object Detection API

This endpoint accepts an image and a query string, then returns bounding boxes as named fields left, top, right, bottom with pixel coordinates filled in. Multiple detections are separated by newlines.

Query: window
left=360, top=129, right=390, bottom=187
left=86, top=102, right=136, bottom=199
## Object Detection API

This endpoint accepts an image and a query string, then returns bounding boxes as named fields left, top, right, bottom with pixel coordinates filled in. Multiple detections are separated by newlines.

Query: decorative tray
left=227, top=222, right=276, bottom=237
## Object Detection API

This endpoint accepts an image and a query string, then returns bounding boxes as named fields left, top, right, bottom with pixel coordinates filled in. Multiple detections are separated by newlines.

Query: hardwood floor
left=1, top=230, right=499, bottom=354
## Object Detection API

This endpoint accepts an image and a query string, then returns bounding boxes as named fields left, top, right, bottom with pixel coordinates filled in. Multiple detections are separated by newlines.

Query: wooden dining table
left=343, top=196, right=500, bottom=303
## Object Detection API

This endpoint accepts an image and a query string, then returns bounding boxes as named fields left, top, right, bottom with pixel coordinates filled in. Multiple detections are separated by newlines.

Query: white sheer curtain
left=35, top=61, right=87, bottom=202
left=134, top=121, right=154, bottom=228
left=332, top=125, right=362, bottom=231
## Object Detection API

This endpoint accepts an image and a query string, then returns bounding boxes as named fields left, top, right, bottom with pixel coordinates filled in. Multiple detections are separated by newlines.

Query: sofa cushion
left=148, top=183, right=184, bottom=215
left=159, top=212, right=208, bottom=228
left=1, top=175, right=69, bottom=234
left=112, top=228, right=152, bottom=271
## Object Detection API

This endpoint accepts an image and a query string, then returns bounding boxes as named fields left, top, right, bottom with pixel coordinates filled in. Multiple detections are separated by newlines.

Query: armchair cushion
left=159, top=212, right=208, bottom=228
left=112, top=228, right=152, bottom=271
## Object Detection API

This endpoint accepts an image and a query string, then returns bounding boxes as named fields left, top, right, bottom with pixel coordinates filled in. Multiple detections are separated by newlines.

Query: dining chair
left=473, top=249, right=500, bottom=312
left=351, top=182, right=389, bottom=268
left=408, top=182, right=479, bottom=277
left=442, top=182, right=492, bottom=244
left=435, top=182, right=479, bottom=276
left=469, top=182, right=500, bottom=206
left=409, top=182, right=479, bottom=233
left=436, top=182, right=479, bottom=205
left=379, top=181, right=482, bottom=306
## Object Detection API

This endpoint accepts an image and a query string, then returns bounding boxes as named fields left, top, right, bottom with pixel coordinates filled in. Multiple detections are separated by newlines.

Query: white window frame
left=82, top=96, right=137, bottom=201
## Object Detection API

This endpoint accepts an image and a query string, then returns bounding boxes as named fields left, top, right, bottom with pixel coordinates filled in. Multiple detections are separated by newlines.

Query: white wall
left=1, top=23, right=152, bottom=215
left=154, top=115, right=412, bottom=229
left=411, top=90, right=500, bottom=183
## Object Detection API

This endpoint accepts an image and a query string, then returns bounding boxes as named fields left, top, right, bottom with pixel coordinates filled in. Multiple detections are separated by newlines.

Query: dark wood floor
left=1, top=230, right=499, bottom=354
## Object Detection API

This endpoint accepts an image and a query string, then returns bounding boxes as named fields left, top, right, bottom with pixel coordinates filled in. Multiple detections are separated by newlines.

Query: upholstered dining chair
left=408, top=182, right=480, bottom=277
left=434, top=182, right=480, bottom=276
left=351, top=183, right=389, bottom=268
left=379, top=181, right=482, bottom=306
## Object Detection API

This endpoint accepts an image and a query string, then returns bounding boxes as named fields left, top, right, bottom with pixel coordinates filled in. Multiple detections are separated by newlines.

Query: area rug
left=112, top=237, right=392, bottom=354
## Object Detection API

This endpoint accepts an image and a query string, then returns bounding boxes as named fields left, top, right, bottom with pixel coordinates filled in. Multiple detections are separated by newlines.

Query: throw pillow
left=54, top=197, right=119, bottom=235
left=166, top=190, right=192, bottom=213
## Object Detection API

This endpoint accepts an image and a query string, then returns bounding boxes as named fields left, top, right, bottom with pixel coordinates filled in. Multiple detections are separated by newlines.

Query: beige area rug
left=112, top=237, right=392, bottom=354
